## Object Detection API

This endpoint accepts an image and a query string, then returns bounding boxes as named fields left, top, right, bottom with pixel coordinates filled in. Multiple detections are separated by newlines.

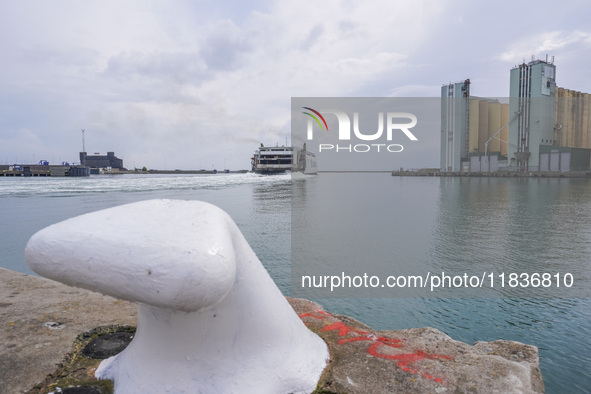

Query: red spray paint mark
left=299, top=309, right=452, bottom=384
left=298, top=309, right=331, bottom=320
left=368, top=346, right=453, bottom=382
left=321, top=321, right=371, bottom=337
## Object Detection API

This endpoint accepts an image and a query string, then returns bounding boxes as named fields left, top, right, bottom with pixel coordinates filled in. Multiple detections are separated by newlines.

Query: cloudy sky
left=1, top=0, right=590, bottom=170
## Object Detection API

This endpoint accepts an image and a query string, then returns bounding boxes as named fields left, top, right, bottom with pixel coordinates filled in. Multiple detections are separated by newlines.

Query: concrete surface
left=0, top=268, right=544, bottom=393
left=0, top=268, right=137, bottom=394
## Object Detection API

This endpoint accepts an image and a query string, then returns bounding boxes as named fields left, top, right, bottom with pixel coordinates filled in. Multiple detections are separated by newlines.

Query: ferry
left=251, top=144, right=317, bottom=174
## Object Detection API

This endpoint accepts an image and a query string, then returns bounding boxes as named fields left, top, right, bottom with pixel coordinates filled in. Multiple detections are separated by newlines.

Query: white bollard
left=25, top=199, right=328, bottom=394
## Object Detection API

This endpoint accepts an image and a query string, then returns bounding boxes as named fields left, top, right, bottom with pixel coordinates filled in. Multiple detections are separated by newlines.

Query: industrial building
left=79, top=151, right=124, bottom=170
left=554, top=87, right=591, bottom=149
left=441, top=57, right=591, bottom=173
left=509, top=58, right=591, bottom=171
left=509, top=59, right=557, bottom=171
left=440, top=80, right=470, bottom=172
left=440, top=80, right=509, bottom=172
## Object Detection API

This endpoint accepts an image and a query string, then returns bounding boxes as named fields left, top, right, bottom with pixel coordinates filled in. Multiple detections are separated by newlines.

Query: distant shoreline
left=141, top=169, right=249, bottom=175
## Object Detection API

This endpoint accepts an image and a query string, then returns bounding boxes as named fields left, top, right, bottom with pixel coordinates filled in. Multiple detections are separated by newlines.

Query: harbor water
left=0, top=173, right=590, bottom=392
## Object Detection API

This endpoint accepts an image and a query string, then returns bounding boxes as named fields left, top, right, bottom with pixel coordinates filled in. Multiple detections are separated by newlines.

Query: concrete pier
left=1, top=267, right=544, bottom=393
left=0, top=268, right=137, bottom=393
left=392, top=169, right=591, bottom=177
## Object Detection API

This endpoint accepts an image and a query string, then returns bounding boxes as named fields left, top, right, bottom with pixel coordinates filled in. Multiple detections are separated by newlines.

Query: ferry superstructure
left=251, top=144, right=317, bottom=174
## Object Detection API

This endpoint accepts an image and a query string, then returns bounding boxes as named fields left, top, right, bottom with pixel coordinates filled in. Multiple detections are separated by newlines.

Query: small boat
left=251, top=143, right=317, bottom=174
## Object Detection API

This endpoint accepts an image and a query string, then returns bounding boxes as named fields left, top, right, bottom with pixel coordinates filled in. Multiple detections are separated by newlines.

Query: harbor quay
left=0, top=164, right=90, bottom=177
left=0, top=164, right=250, bottom=177
left=392, top=168, right=591, bottom=178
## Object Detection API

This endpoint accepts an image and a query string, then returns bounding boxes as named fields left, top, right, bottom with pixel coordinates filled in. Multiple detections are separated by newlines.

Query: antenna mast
left=81, top=129, right=86, bottom=152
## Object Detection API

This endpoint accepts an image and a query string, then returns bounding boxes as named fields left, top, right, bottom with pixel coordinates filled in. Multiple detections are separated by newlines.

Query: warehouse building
left=79, top=151, right=124, bottom=170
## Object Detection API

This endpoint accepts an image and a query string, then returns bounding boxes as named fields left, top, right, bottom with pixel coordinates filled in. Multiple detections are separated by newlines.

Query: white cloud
left=498, top=31, right=591, bottom=63
left=1, top=0, right=591, bottom=169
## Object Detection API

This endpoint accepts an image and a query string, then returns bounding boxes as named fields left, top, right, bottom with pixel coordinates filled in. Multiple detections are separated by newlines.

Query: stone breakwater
left=0, top=268, right=544, bottom=393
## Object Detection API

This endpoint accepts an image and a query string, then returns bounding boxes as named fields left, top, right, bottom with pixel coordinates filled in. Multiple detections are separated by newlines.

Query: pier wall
left=0, top=165, right=89, bottom=177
